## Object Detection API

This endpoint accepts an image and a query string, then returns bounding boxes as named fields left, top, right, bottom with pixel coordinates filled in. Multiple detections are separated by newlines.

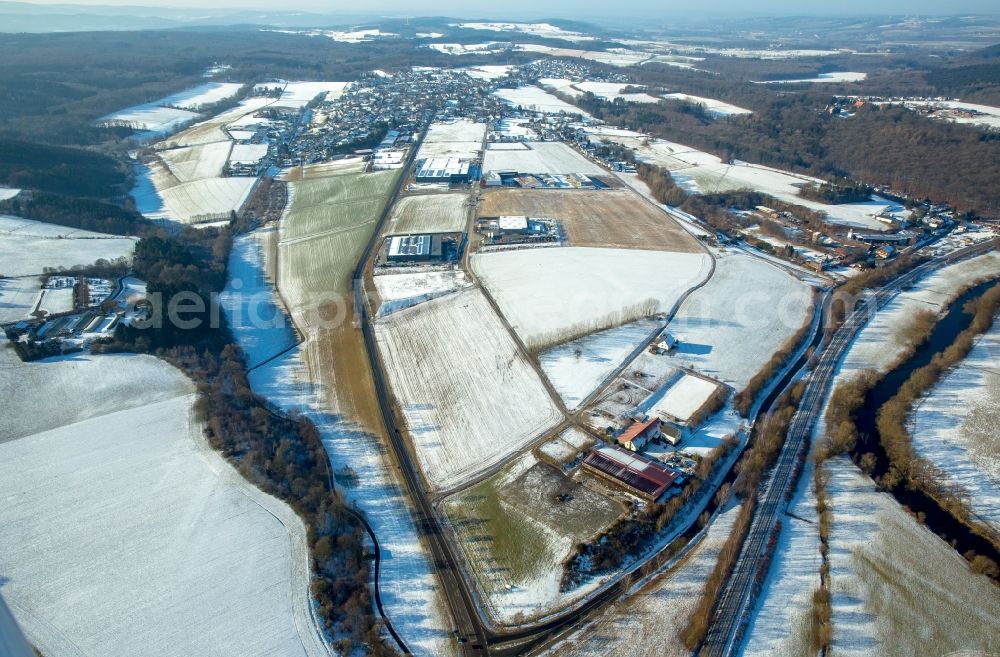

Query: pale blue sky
left=13, top=0, right=1000, bottom=13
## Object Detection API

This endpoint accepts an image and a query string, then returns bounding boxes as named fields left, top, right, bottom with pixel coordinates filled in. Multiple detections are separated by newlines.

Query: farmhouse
left=582, top=445, right=678, bottom=502
left=617, top=417, right=661, bottom=451
left=416, top=157, right=474, bottom=183
left=661, top=421, right=684, bottom=446
left=386, top=234, right=443, bottom=262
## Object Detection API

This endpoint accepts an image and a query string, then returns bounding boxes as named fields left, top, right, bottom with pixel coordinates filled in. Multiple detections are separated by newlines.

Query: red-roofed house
left=582, top=445, right=679, bottom=502
left=617, top=417, right=661, bottom=452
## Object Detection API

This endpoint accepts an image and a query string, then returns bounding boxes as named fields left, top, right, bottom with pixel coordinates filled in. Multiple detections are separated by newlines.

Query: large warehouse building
left=385, top=234, right=444, bottom=262
left=415, top=157, right=474, bottom=183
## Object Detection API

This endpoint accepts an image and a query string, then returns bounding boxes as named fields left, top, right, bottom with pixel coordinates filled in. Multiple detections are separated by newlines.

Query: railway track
left=701, top=240, right=996, bottom=657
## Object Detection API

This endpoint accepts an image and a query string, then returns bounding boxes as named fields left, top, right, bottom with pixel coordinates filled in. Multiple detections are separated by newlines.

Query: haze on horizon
left=8, top=0, right=1000, bottom=16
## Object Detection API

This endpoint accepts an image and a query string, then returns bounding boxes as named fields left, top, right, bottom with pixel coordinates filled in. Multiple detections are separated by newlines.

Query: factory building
left=385, top=234, right=444, bottom=262
left=415, top=157, right=474, bottom=183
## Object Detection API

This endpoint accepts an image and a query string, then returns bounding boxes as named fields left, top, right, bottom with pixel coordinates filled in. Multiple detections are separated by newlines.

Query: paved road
left=701, top=239, right=997, bottom=657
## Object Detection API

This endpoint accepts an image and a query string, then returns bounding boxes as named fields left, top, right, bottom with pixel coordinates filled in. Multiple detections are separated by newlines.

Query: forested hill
left=0, top=139, right=128, bottom=198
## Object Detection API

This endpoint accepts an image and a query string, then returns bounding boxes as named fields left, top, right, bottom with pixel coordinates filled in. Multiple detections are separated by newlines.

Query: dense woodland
left=575, top=51, right=1000, bottom=217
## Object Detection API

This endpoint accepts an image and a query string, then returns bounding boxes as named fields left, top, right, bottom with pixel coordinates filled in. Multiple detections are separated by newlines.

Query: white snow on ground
left=98, top=104, right=198, bottom=132
left=375, top=288, right=562, bottom=491
left=661, top=93, right=752, bottom=117
left=417, top=119, right=487, bottom=160
left=584, top=131, right=898, bottom=231
left=837, top=252, right=1000, bottom=378
left=159, top=82, right=243, bottom=109
left=141, top=176, right=257, bottom=224
left=0, top=347, right=191, bottom=443
left=541, top=501, right=744, bottom=657
left=758, top=72, right=868, bottom=84
left=538, top=319, right=663, bottom=410
left=742, top=460, right=823, bottom=657
left=648, top=373, right=719, bottom=422
left=428, top=42, right=504, bottom=56
left=374, top=269, right=471, bottom=316
left=538, top=427, right=594, bottom=464
left=157, top=141, right=232, bottom=182
left=323, top=28, right=395, bottom=43
left=823, top=456, right=1000, bottom=657
left=0, top=215, right=136, bottom=277
left=902, top=100, right=1000, bottom=130
left=0, top=186, right=19, bottom=201
left=223, top=249, right=453, bottom=657
left=909, top=321, right=1000, bottom=530
left=0, top=276, right=42, bottom=323
left=456, top=22, right=594, bottom=41
left=385, top=193, right=469, bottom=234
left=0, top=353, right=327, bottom=657
left=473, top=247, right=712, bottom=350
left=229, top=143, right=269, bottom=165
left=493, top=86, right=594, bottom=117
left=34, top=287, right=72, bottom=315
left=219, top=230, right=297, bottom=368
left=273, top=81, right=350, bottom=108
left=482, top=141, right=605, bottom=175
left=515, top=44, right=650, bottom=67
left=664, top=250, right=812, bottom=389
left=463, top=65, right=517, bottom=80
left=545, top=80, right=660, bottom=104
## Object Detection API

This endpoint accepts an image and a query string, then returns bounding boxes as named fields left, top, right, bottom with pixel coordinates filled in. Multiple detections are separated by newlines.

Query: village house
left=616, top=417, right=662, bottom=451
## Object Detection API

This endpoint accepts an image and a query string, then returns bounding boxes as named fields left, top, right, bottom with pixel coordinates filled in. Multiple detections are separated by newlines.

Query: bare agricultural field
left=386, top=193, right=469, bottom=235
left=442, top=453, right=623, bottom=624
left=278, top=170, right=399, bottom=319
left=374, top=288, right=562, bottom=491
left=478, top=188, right=702, bottom=253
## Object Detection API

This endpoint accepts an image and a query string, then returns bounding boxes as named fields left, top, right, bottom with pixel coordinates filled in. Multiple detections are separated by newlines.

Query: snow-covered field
left=0, top=276, right=42, bottom=323
left=823, top=456, right=1000, bottom=657
left=230, top=143, right=269, bottom=165
left=0, top=186, right=20, bottom=201
left=474, top=247, right=711, bottom=350
left=386, top=193, right=469, bottom=234
left=0, top=214, right=136, bottom=277
left=441, top=452, right=622, bottom=624
left=0, top=350, right=327, bottom=657
left=462, top=64, right=517, bottom=80
left=515, top=44, right=650, bottom=67
left=456, top=21, right=594, bottom=42
left=585, top=131, right=897, bottom=231
left=157, top=141, right=232, bottom=182
left=159, top=82, right=243, bottom=109
left=758, top=72, right=868, bottom=84
left=909, top=321, right=1000, bottom=530
left=374, top=288, right=562, bottom=491
left=540, top=79, right=660, bottom=104
left=417, top=119, right=486, bottom=160
left=273, top=81, right=350, bottom=108
left=538, top=319, right=663, bottom=410
left=428, top=42, right=504, bottom=56
left=494, top=86, right=593, bottom=117
left=742, top=462, right=822, bottom=657
left=225, top=236, right=453, bottom=657
left=543, top=501, right=744, bottom=657
left=667, top=251, right=813, bottom=390
left=139, top=175, right=257, bottom=224
left=837, top=252, right=1000, bottom=378
left=374, top=269, right=471, bottom=316
left=648, top=373, right=720, bottom=422
left=220, top=229, right=297, bottom=368
left=661, top=93, right=752, bottom=117
left=98, top=103, right=198, bottom=132
left=903, top=99, right=1000, bottom=130
left=482, top=141, right=605, bottom=175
